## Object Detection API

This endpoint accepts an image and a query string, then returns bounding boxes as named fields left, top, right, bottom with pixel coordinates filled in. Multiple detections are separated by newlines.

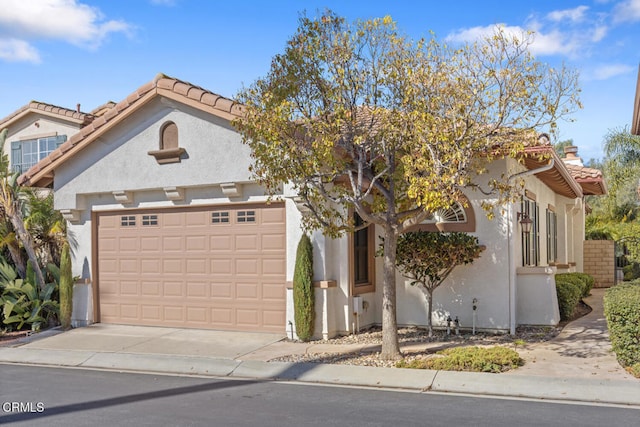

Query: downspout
left=506, top=158, right=555, bottom=334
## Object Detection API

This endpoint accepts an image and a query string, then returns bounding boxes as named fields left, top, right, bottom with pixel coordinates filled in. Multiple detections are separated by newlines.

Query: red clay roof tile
left=0, top=101, right=94, bottom=129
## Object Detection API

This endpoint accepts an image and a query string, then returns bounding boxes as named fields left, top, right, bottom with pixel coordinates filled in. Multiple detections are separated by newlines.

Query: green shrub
left=293, top=234, right=314, bottom=341
left=556, top=273, right=591, bottom=298
left=623, top=262, right=640, bottom=281
left=397, top=346, right=523, bottom=373
left=628, top=363, right=640, bottom=379
left=604, top=283, right=640, bottom=367
left=59, top=242, right=73, bottom=330
left=555, top=279, right=581, bottom=321
left=572, top=273, right=595, bottom=297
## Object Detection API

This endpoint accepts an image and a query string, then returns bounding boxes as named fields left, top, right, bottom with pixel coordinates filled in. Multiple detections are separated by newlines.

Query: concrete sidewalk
left=1, top=289, right=638, bottom=407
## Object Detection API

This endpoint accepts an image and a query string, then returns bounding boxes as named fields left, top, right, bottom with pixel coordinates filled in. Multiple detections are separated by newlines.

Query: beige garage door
left=96, top=203, right=286, bottom=332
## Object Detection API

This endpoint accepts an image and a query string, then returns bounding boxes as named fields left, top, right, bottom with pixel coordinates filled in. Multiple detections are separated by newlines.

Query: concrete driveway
left=19, top=324, right=285, bottom=360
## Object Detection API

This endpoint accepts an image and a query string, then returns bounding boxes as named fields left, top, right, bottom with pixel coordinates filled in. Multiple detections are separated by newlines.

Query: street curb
left=1, top=348, right=638, bottom=407
left=431, top=371, right=640, bottom=406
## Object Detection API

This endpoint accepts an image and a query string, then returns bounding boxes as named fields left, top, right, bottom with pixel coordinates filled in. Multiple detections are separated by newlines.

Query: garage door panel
left=164, top=306, right=184, bottom=321
left=262, top=283, right=285, bottom=300
left=210, top=235, right=232, bottom=251
left=163, top=282, right=184, bottom=297
left=211, top=308, right=233, bottom=325
left=186, top=307, right=207, bottom=322
left=140, top=236, right=161, bottom=251
left=141, top=281, right=161, bottom=296
left=211, top=259, right=232, bottom=274
left=162, top=212, right=184, bottom=227
left=162, top=236, right=183, bottom=251
left=185, top=235, right=207, bottom=251
left=141, top=259, right=161, bottom=274
left=262, top=234, right=285, bottom=251
left=162, top=259, right=183, bottom=274
left=263, top=310, right=286, bottom=328
left=120, top=304, right=139, bottom=320
left=118, top=237, right=139, bottom=252
left=99, top=236, right=117, bottom=252
left=141, top=305, right=161, bottom=321
left=97, top=204, right=285, bottom=333
left=186, top=258, right=207, bottom=274
left=235, top=235, right=258, bottom=251
left=236, top=283, right=259, bottom=299
left=262, top=258, right=286, bottom=275
left=211, top=282, right=233, bottom=298
left=120, top=259, right=138, bottom=273
left=187, top=282, right=208, bottom=298
left=236, top=309, right=259, bottom=327
left=120, top=280, right=139, bottom=295
left=236, top=259, right=258, bottom=274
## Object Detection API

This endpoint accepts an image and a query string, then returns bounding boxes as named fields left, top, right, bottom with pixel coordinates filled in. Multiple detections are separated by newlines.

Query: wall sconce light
left=517, top=212, right=533, bottom=234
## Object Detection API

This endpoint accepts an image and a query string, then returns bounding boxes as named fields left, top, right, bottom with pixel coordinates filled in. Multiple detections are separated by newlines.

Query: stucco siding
left=53, top=98, right=253, bottom=210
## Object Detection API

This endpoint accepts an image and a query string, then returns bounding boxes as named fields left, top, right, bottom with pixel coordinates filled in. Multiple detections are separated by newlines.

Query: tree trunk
left=426, top=289, right=433, bottom=337
left=9, top=213, right=45, bottom=291
left=6, top=240, right=26, bottom=278
left=380, top=227, right=401, bottom=360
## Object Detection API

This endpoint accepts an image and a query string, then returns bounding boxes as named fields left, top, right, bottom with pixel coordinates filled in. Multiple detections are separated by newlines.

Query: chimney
left=76, top=103, right=81, bottom=113
left=563, top=145, right=583, bottom=166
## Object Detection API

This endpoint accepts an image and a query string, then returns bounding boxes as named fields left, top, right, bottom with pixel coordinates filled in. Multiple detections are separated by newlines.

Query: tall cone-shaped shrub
left=293, top=234, right=314, bottom=341
left=59, top=242, right=73, bottom=330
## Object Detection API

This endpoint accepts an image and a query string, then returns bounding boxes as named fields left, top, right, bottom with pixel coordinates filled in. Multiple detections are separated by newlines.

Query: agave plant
left=1, top=278, right=58, bottom=331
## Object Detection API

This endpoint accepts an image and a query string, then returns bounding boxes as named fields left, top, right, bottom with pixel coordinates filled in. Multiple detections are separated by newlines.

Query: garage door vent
left=212, top=212, right=229, bottom=223
left=237, top=210, right=256, bottom=223
left=142, top=215, right=158, bottom=226
left=120, top=215, right=136, bottom=226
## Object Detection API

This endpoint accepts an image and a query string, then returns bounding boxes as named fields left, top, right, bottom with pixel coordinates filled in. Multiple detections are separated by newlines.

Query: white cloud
left=0, top=0, right=132, bottom=62
left=591, top=63, right=634, bottom=80
left=613, top=0, right=640, bottom=22
left=446, top=24, right=576, bottom=56
left=150, top=0, right=177, bottom=5
left=0, top=38, right=40, bottom=63
left=591, top=25, right=608, bottom=42
left=547, top=6, right=590, bottom=23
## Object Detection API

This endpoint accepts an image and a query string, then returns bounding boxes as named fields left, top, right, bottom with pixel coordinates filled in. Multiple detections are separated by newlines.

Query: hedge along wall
left=603, top=282, right=640, bottom=367
left=583, top=240, right=614, bottom=288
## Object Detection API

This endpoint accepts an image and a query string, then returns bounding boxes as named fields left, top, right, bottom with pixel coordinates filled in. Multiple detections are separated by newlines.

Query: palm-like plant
left=0, top=129, right=46, bottom=291
left=23, top=188, right=66, bottom=267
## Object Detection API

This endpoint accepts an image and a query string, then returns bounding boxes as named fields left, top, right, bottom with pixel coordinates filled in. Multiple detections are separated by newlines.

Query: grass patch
left=396, top=346, right=523, bottom=373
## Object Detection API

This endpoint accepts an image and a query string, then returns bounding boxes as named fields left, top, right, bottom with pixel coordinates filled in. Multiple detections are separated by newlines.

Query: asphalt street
left=1, top=365, right=637, bottom=427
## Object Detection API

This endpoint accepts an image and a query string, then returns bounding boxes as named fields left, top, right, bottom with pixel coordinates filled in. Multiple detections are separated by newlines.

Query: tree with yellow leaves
left=234, top=11, right=580, bottom=359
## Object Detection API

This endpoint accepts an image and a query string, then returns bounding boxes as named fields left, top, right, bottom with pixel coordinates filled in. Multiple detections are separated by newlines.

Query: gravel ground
left=272, top=324, right=563, bottom=368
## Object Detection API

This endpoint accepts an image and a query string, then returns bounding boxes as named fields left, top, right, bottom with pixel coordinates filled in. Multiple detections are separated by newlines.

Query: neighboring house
left=16, top=74, right=606, bottom=337
left=0, top=102, right=94, bottom=174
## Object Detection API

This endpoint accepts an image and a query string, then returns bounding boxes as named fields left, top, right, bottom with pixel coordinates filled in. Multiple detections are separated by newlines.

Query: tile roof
left=19, top=73, right=245, bottom=187
left=564, top=163, right=607, bottom=195
left=0, top=101, right=94, bottom=129
left=89, top=101, right=117, bottom=116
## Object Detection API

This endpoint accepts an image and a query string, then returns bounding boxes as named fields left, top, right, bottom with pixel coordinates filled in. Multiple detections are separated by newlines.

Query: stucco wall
left=54, top=98, right=254, bottom=210
left=583, top=240, right=615, bottom=287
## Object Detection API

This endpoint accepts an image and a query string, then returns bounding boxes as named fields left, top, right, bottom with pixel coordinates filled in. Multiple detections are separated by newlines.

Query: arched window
left=410, top=199, right=476, bottom=232
left=160, top=121, right=179, bottom=150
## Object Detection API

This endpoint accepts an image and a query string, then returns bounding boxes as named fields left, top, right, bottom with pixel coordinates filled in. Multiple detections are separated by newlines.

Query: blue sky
left=1, top=0, right=639, bottom=162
